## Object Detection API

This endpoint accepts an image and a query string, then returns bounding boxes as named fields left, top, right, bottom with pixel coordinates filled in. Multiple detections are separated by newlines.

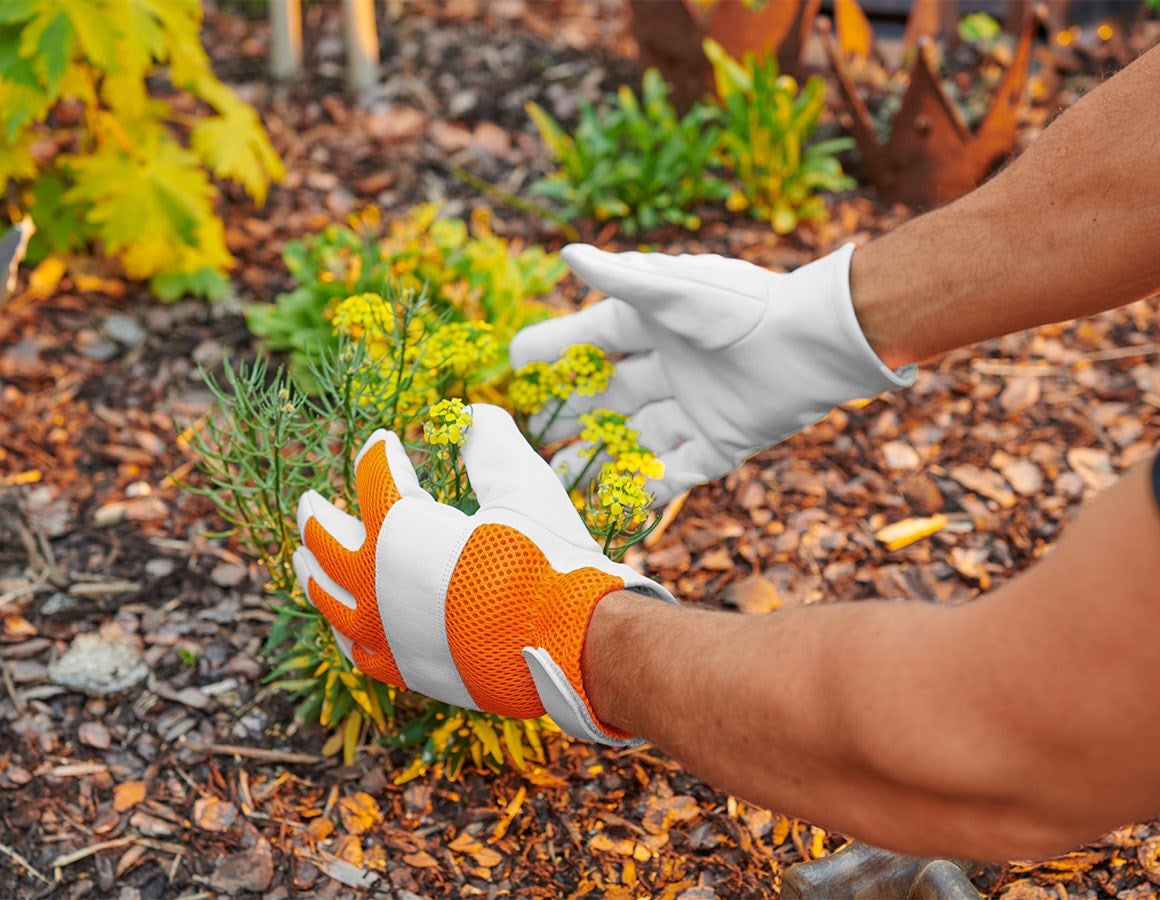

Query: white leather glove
left=292, top=404, right=674, bottom=746
left=510, top=243, right=915, bottom=503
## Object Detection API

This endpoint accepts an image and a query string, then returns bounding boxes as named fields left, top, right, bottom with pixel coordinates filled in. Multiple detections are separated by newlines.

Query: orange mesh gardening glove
left=292, top=404, right=675, bottom=745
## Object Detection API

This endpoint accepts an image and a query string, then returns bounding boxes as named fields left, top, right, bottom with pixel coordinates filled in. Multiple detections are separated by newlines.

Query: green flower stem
left=532, top=396, right=568, bottom=448
left=566, top=441, right=605, bottom=495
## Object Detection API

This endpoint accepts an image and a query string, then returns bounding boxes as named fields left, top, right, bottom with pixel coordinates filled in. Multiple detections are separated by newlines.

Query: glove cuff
left=525, top=579, right=673, bottom=746
left=825, top=243, right=917, bottom=393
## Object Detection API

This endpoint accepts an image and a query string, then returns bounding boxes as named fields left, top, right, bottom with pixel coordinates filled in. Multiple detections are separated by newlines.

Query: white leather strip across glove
left=510, top=243, right=916, bottom=503
left=292, top=404, right=675, bottom=746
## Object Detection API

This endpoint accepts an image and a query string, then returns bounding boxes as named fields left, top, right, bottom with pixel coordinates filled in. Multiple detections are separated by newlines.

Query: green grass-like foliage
left=188, top=286, right=660, bottom=781
left=0, top=0, right=283, bottom=298
left=187, top=290, right=556, bottom=781
left=246, top=204, right=566, bottom=390
left=526, top=68, right=730, bottom=235
left=705, top=39, right=855, bottom=235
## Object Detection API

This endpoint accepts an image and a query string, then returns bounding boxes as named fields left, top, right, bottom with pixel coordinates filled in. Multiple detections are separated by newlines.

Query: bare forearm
left=583, top=461, right=1160, bottom=860
left=850, top=45, right=1160, bottom=369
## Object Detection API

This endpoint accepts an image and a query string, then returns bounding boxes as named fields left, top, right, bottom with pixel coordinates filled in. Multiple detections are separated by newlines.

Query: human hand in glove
left=292, top=404, right=674, bottom=746
left=510, top=243, right=915, bottom=504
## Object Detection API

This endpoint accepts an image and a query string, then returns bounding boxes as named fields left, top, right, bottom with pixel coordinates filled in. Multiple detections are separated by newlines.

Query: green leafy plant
left=0, top=0, right=283, bottom=297
left=247, top=204, right=566, bottom=389
left=704, top=38, right=855, bottom=234
left=187, top=285, right=661, bottom=781
left=526, top=68, right=730, bottom=235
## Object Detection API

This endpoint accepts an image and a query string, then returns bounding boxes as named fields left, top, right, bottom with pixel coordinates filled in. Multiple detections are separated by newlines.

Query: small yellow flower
left=613, top=449, right=665, bottom=481
left=554, top=343, right=614, bottom=397
left=427, top=322, right=499, bottom=381
left=578, top=409, right=640, bottom=457
left=423, top=398, right=472, bottom=449
left=330, top=292, right=393, bottom=358
left=593, top=465, right=652, bottom=531
left=509, top=361, right=568, bottom=415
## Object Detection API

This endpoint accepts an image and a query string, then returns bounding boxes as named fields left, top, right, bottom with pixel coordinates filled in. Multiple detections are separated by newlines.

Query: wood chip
left=113, top=780, right=146, bottom=812
left=1066, top=446, right=1118, bottom=491
left=193, top=797, right=239, bottom=833
left=949, top=464, right=1016, bottom=508
left=722, top=574, right=781, bottom=614
left=875, top=515, right=948, bottom=551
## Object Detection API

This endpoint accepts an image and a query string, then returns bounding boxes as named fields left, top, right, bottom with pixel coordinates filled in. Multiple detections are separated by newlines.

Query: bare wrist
left=848, top=242, right=914, bottom=370
left=581, top=590, right=648, bottom=734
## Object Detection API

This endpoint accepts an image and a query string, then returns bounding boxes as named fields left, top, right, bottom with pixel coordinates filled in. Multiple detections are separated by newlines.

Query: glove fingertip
left=354, top=428, right=392, bottom=470
left=291, top=547, right=316, bottom=596
left=296, top=490, right=322, bottom=537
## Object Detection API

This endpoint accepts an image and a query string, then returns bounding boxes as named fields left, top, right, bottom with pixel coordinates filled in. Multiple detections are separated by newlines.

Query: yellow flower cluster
left=508, top=361, right=569, bottom=415
left=592, top=465, right=652, bottom=531
left=424, top=398, right=472, bottom=449
left=558, top=343, right=614, bottom=397
left=329, top=292, right=394, bottom=359
left=426, top=322, right=499, bottom=381
left=508, top=343, right=614, bottom=415
left=578, top=408, right=666, bottom=480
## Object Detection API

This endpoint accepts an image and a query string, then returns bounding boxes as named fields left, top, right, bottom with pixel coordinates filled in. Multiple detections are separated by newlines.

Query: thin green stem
left=532, top=396, right=568, bottom=448
left=566, top=442, right=604, bottom=495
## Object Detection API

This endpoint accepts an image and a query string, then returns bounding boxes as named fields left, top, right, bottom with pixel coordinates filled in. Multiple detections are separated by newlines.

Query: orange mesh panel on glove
left=445, top=523, right=625, bottom=732
left=303, top=440, right=406, bottom=688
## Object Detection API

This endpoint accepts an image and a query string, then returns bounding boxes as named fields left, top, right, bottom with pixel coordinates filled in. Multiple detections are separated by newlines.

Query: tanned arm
left=584, top=462, right=1160, bottom=861
left=851, top=43, right=1160, bottom=368
left=582, top=45, right=1160, bottom=862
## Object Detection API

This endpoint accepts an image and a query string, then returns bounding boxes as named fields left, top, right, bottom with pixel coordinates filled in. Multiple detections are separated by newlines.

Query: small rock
left=210, top=563, right=248, bottom=588
left=101, top=315, right=147, bottom=349
left=48, top=624, right=148, bottom=696
left=77, top=333, right=118, bottom=361
left=93, top=502, right=125, bottom=527
left=447, top=89, right=478, bottom=118
left=144, top=558, right=176, bottom=578
left=209, top=839, right=274, bottom=894
left=41, top=592, right=81, bottom=616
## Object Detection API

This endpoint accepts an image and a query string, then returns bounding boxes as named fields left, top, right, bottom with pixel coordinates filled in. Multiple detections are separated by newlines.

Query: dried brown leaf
left=338, top=791, right=383, bottom=836
left=402, top=850, right=441, bottom=868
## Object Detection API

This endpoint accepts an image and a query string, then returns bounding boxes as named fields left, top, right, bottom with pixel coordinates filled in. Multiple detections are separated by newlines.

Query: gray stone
left=102, top=314, right=147, bottom=349
left=144, top=558, right=176, bottom=578
left=41, top=592, right=80, bottom=616
left=48, top=624, right=148, bottom=696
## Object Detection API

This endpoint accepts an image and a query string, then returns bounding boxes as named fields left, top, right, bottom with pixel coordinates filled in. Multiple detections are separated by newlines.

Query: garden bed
left=1, top=3, right=1158, bottom=897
